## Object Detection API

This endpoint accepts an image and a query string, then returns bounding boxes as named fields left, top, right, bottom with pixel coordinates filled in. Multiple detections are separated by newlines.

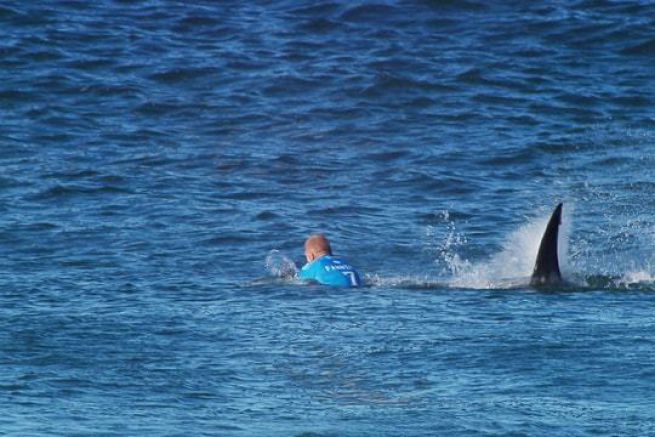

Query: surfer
left=299, top=234, right=363, bottom=287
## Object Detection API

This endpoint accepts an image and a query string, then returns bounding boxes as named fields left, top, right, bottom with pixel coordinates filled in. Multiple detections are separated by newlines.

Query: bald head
left=304, top=234, right=332, bottom=262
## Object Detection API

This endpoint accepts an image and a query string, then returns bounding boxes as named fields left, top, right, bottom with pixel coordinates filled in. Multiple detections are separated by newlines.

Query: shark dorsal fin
left=530, top=203, right=563, bottom=286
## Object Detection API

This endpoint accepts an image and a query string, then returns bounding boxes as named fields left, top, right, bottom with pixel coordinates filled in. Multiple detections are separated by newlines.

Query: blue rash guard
left=299, top=255, right=363, bottom=287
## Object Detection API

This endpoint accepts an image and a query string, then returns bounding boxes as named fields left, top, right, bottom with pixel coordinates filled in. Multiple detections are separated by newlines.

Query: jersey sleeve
left=299, top=260, right=320, bottom=281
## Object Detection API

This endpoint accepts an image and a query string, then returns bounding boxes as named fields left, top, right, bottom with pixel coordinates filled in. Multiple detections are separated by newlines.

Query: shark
left=530, top=203, right=564, bottom=287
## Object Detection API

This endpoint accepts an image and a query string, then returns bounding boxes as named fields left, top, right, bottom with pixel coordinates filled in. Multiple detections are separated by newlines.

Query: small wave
left=28, top=184, right=132, bottom=201
left=0, top=90, right=33, bottom=102
left=610, top=95, right=652, bottom=108
left=427, top=0, right=487, bottom=12
left=296, top=17, right=340, bottom=33
left=0, top=5, right=20, bottom=18
left=288, top=2, right=339, bottom=17
left=246, top=276, right=302, bottom=287
left=147, top=66, right=219, bottom=84
left=42, top=169, right=99, bottom=180
left=261, top=75, right=320, bottom=97
left=255, top=210, right=280, bottom=221
left=363, top=150, right=411, bottom=162
left=223, top=191, right=280, bottom=201
left=363, top=274, right=447, bottom=290
left=456, top=68, right=492, bottom=86
left=620, top=38, right=655, bottom=56
left=307, top=205, right=381, bottom=218
left=340, top=4, right=399, bottom=23
left=0, top=176, right=22, bottom=189
left=64, top=58, right=115, bottom=71
left=133, top=101, right=185, bottom=116
left=176, top=14, right=219, bottom=28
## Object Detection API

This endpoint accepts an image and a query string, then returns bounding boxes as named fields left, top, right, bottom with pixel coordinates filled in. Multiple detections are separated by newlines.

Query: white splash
left=620, top=270, right=655, bottom=284
left=443, top=206, right=571, bottom=289
left=265, top=250, right=299, bottom=279
left=615, top=261, right=655, bottom=288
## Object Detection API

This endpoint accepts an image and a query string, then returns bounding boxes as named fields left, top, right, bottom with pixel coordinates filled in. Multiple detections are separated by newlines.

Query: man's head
left=304, top=234, right=332, bottom=262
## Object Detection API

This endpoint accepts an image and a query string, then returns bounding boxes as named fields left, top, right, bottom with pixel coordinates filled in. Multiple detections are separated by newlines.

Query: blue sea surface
left=2, top=0, right=655, bottom=435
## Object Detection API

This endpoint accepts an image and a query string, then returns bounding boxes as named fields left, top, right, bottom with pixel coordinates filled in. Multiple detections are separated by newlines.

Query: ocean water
left=2, top=0, right=655, bottom=435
